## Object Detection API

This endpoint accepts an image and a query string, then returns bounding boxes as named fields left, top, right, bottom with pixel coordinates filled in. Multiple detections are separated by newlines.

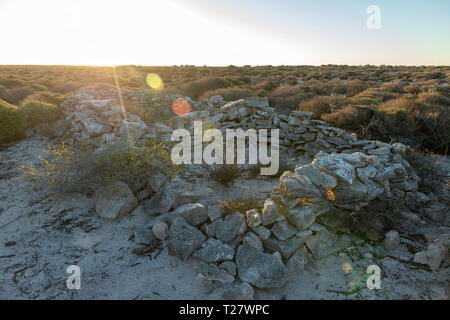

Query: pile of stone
left=211, top=96, right=276, bottom=130
left=52, top=90, right=151, bottom=148
left=138, top=145, right=425, bottom=292
left=57, top=89, right=447, bottom=294
left=52, top=89, right=412, bottom=164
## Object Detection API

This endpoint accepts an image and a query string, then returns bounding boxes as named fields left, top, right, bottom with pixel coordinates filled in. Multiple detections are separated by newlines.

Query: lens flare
left=146, top=73, right=164, bottom=90
left=171, top=97, right=191, bottom=116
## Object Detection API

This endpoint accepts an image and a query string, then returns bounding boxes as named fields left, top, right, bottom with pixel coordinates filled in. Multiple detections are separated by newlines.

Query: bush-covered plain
left=0, top=64, right=448, bottom=153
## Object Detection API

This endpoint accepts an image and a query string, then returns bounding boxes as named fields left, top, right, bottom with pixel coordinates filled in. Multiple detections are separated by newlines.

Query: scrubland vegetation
left=0, top=64, right=448, bottom=155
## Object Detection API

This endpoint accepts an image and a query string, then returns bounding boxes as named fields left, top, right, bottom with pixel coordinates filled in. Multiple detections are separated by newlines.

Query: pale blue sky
left=0, top=0, right=448, bottom=65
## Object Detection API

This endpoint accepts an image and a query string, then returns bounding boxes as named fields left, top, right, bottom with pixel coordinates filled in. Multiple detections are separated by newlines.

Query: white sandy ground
left=0, top=136, right=448, bottom=300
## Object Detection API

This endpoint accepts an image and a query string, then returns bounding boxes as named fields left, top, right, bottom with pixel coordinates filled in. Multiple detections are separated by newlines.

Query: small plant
left=21, top=100, right=62, bottom=128
left=203, top=164, right=242, bottom=186
left=0, top=99, right=26, bottom=146
left=219, top=197, right=262, bottom=215
left=247, top=159, right=295, bottom=178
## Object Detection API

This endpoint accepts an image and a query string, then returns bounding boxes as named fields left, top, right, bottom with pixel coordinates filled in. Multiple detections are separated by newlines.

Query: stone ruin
left=40, top=88, right=447, bottom=296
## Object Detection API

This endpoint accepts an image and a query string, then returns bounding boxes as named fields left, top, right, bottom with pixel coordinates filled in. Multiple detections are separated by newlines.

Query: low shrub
left=21, top=100, right=62, bottom=128
left=402, top=147, right=448, bottom=194
left=382, top=107, right=417, bottom=136
left=199, top=87, right=249, bottom=101
left=299, top=94, right=348, bottom=119
left=3, top=86, right=34, bottom=104
left=37, top=91, right=66, bottom=106
left=247, top=159, right=295, bottom=178
left=175, top=77, right=227, bottom=99
left=417, top=92, right=450, bottom=107
left=203, top=164, right=242, bottom=186
left=269, top=84, right=314, bottom=112
left=415, top=110, right=450, bottom=154
left=20, top=139, right=179, bottom=193
left=0, top=99, right=26, bottom=146
left=29, top=83, right=49, bottom=92
left=322, top=105, right=378, bottom=132
left=219, top=197, right=262, bottom=215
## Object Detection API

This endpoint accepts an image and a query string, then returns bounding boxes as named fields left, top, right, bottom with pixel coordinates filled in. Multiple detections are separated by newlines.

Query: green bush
left=21, top=100, right=62, bottom=128
left=37, top=91, right=65, bottom=106
left=30, top=83, right=49, bottom=92
left=3, top=86, right=34, bottom=104
left=0, top=99, right=26, bottom=146
left=20, top=140, right=179, bottom=193
left=219, top=197, right=262, bottom=215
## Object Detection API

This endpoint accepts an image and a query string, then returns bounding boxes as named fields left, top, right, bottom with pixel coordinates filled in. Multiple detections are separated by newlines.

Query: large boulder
left=167, top=217, right=206, bottom=261
left=94, top=181, right=137, bottom=221
left=236, top=245, right=288, bottom=289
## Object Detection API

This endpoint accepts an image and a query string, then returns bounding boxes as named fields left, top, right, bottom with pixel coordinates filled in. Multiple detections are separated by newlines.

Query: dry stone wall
left=48, top=89, right=447, bottom=294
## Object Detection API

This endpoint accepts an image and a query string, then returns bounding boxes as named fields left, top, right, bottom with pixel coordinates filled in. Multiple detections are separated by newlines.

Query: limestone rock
left=222, top=282, right=254, bottom=300
left=413, top=240, right=448, bottom=271
left=383, top=230, right=400, bottom=251
left=285, top=201, right=330, bottom=230
left=193, top=238, right=234, bottom=263
left=167, top=217, right=206, bottom=261
left=304, top=226, right=351, bottom=259
left=216, top=213, right=246, bottom=242
left=143, top=189, right=176, bottom=216
left=271, top=220, right=297, bottom=241
left=94, top=181, right=137, bottom=221
left=312, top=153, right=356, bottom=185
left=294, top=164, right=337, bottom=189
left=243, top=232, right=264, bottom=251
left=262, top=235, right=304, bottom=259
left=236, top=245, right=288, bottom=289
left=261, top=199, right=283, bottom=225
left=197, top=262, right=235, bottom=284
left=152, top=221, right=169, bottom=240
left=172, top=203, right=209, bottom=226
left=245, top=209, right=262, bottom=228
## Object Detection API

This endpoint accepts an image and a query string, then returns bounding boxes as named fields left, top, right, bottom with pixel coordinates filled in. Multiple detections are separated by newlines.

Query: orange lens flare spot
left=146, top=73, right=164, bottom=90
left=172, top=97, right=191, bottom=116
left=326, top=188, right=335, bottom=201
